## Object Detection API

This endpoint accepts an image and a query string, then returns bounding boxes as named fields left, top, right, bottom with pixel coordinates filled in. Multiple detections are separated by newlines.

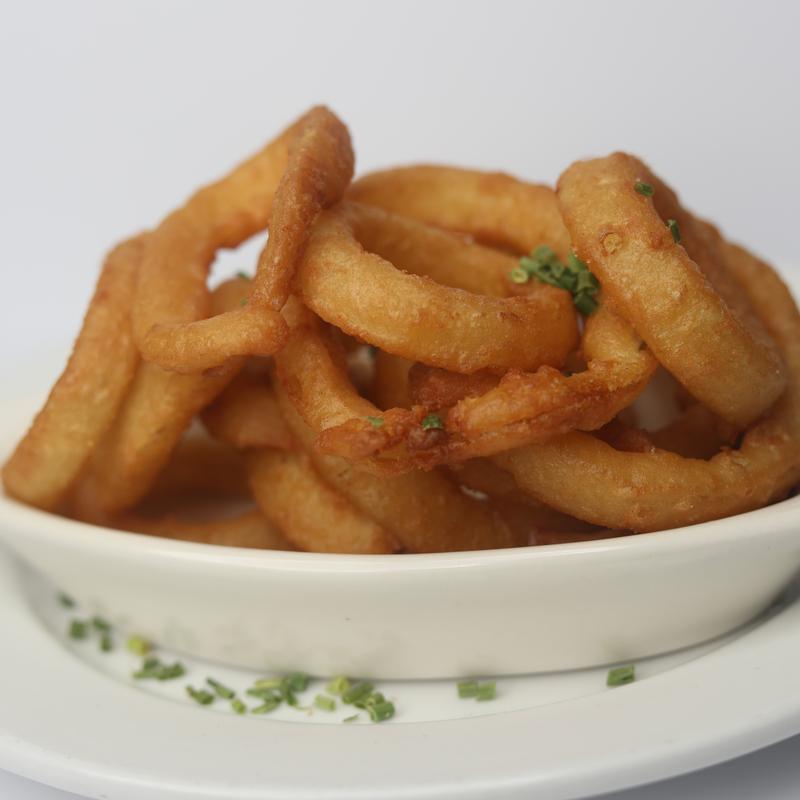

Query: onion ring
left=246, top=448, right=398, bottom=554
left=70, top=277, right=251, bottom=522
left=3, top=236, right=145, bottom=510
left=556, top=152, right=785, bottom=427
left=370, top=350, right=413, bottom=410
left=146, top=431, right=249, bottom=501
left=296, top=203, right=578, bottom=374
left=274, top=361, right=524, bottom=552
left=249, top=107, right=355, bottom=311
left=133, top=107, right=352, bottom=373
left=349, top=165, right=572, bottom=257
left=319, top=304, right=656, bottom=466
left=497, top=245, right=800, bottom=531
left=201, top=366, right=293, bottom=451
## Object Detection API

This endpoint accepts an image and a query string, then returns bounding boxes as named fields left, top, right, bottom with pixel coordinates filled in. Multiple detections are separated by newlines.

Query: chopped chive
left=354, top=691, right=385, bottom=710
left=607, top=665, right=635, bottom=687
left=342, top=681, right=374, bottom=705
left=367, top=701, right=395, bottom=722
left=239, top=298, right=248, bottom=307
left=235, top=270, right=251, bottom=280
left=574, top=292, right=599, bottom=316
left=343, top=714, right=360, bottom=723
left=532, top=244, right=558, bottom=261
left=365, top=415, right=384, bottom=429
left=126, top=634, right=152, bottom=656
left=135, top=656, right=160, bottom=676
left=246, top=687, right=282, bottom=701
left=518, top=246, right=600, bottom=315
left=634, top=181, right=654, bottom=197
left=186, top=685, right=215, bottom=705
left=58, top=592, right=75, bottom=608
left=156, top=662, right=186, bottom=681
left=327, top=675, right=351, bottom=696
left=69, top=620, right=89, bottom=640
left=315, top=694, right=336, bottom=711
left=421, top=414, right=444, bottom=431
left=284, top=672, right=310, bottom=692
left=99, top=633, right=113, bottom=652
left=251, top=697, right=281, bottom=714
left=133, top=657, right=185, bottom=681
left=457, top=680, right=479, bottom=698
left=667, top=219, right=681, bottom=243
left=476, top=682, right=497, bottom=701
left=509, top=266, right=530, bottom=284
left=281, top=686, right=299, bottom=707
left=91, top=616, right=111, bottom=633
left=207, top=677, right=235, bottom=699
left=253, top=677, right=284, bottom=690
left=231, top=697, right=247, bottom=715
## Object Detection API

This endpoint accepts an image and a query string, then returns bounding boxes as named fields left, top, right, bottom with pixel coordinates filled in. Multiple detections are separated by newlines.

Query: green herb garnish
left=367, top=701, right=395, bottom=722
left=231, top=698, right=247, bottom=714
left=342, top=681, right=374, bottom=705
left=207, top=677, right=235, bottom=699
left=235, top=271, right=251, bottom=280
left=365, top=416, right=384, bottom=429
left=476, top=681, right=496, bottom=701
left=251, top=697, right=281, bottom=714
left=509, top=266, right=529, bottom=284
left=514, top=246, right=600, bottom=315
left=634, top=181, right=654, bottom=196
left=327, top=675, right=351, bottom=696
left=343, top=714, right=359, bottom=723
left=133, top=657, right=185, bottom=681
left=186, top=685, right=215, bottom=705
left=607, top=665, right=635, bottom=687
left=458, top=679, right=496, bottom=700
left=126, top=634, right=152, bottom=656
left=314, top=694, right=336, bottom=711
left=284, top=672, right=310, bottom=692
left=246, top=687, right=282, bottom=701
left=421, top=414, right=444, bottom=431
left=91, top=616, right=111, bottom=633
left=69, top=620, right=88, bottom=640
left=253, top=677, right=284, bottom=690
left=58, top=592, right=75, bottom=608
left=667, top=219, right=681, bottom=243
left=354, top=691, right=385, bottom=710
left=99, top=633, right=113, bottom=652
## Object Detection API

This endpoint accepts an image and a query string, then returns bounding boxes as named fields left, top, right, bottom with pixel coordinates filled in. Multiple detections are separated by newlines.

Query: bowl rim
left=2, top=488, right=799, bottom=574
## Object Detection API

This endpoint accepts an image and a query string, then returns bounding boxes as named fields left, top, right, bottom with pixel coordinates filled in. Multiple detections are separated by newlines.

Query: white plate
left=2, top=543, right=800, bottom=800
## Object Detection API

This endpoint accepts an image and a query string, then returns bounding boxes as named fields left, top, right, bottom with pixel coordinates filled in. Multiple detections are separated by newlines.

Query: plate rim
left=2, top=546, right=800, bottom=800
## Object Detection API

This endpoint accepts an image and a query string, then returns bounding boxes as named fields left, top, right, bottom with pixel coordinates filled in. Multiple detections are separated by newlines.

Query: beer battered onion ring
left=2, top=237, right=145, bottom=510
left=296, top=203, right=578, bottom=374
left=70, top=277, right=252, bottom=523
left=272, top=311, right=524, bottom=550
left=349, top=165, right=572, bottom=257
left=305, top=199, right=654, bottom=467
left=556, top=153, right=785, bottom=427
left=133, top=107, right=353, bottom=373
left=246, top=448, right=399, bottom=554
left=197, top=364, right=397, bottom=554
left=497, top=244, right=800, bottom=532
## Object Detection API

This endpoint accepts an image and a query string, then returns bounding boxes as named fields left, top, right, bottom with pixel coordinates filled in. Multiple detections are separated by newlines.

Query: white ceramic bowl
left=2, top=370, right=800, bottom=680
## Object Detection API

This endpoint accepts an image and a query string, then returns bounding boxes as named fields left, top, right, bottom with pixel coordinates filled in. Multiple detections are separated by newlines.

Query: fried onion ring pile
left=3, top=110, right=797, bottom=552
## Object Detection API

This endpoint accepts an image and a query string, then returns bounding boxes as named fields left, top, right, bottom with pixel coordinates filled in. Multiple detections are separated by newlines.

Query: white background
left=1, top=0, right=799, bottom=797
